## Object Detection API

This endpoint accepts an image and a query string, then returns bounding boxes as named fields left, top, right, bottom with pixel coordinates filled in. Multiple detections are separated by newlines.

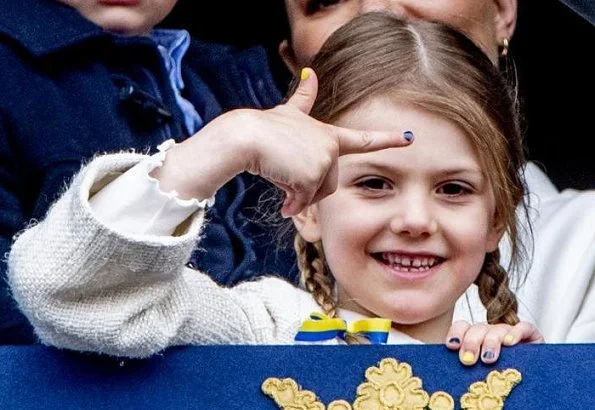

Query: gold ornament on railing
left=262, top=357, right=522, bottom=410
left=460, top=368, right=522, bottom=410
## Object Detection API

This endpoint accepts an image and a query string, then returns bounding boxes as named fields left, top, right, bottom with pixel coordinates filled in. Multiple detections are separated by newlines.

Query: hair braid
left=295, top=234, right=370, bottom=344
left=294, top=234, right=338, bottom=318
left=475, top=250, right=520, bottom=325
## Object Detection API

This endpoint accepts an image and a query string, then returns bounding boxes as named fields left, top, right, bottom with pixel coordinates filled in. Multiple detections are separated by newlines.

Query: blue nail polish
left=482, top=350, right=495, bottom=360
left=403, top=130, right=414, bottom=141
left=448, top=337, right=460, bottom=344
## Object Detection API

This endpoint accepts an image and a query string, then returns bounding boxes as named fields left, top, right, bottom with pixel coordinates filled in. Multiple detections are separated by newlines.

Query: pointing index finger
left=334, top=126, right=414, bottom=155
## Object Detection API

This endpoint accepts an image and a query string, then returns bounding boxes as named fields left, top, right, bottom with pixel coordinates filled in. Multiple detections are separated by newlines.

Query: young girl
left=8, top=13, right=542, bottom=363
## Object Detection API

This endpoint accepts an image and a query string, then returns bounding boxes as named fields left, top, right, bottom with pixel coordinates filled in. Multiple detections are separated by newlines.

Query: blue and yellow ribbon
left=295, top=312, right=391, bottom=344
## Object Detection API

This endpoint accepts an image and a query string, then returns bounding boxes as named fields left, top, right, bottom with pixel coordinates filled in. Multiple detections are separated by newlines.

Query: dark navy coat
left=0, top=0, right=298, bottom=344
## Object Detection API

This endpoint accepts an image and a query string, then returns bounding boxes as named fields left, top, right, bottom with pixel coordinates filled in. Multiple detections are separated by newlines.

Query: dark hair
left=285, top=12, right=529, bottom=327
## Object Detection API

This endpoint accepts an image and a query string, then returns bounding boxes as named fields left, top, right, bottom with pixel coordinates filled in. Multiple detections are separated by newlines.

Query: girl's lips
left=372, top=252, right=444, bottom=281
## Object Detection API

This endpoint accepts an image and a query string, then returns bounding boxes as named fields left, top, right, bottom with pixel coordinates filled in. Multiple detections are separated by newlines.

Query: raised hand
left=446, top=320, right=544, bottom=366
left=151, top=68, right=413, bottom=216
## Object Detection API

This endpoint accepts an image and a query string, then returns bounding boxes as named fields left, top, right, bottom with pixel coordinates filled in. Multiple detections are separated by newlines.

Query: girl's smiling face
left=295, top=97, right=504, bottom=342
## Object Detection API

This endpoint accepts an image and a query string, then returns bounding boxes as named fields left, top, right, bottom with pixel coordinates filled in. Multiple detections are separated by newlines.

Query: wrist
left=150, top=112, right=254, bottom=200
left=146, top=140, right=213, bottom=202
left=148, top=143, right=213, bottom=200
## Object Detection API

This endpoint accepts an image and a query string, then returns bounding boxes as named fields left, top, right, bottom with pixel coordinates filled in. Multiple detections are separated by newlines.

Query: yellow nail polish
left=300, top=68, right=310, bottom=81
left=504, top=334, right=514, bottom=344
left=462, top=352, right=474, bottom=364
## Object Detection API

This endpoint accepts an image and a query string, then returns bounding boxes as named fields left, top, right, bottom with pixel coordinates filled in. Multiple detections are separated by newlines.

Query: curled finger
left=459, top=324, right=490, bottom=366
left=504, top=321, right=545, bottom=345
left=281, top=184, right=316, bottom=218
left=479, top=326, right=509, bottom=364
left=310, top=161, right=338, bottom=204
left=446, top=320, right=471, bottom=351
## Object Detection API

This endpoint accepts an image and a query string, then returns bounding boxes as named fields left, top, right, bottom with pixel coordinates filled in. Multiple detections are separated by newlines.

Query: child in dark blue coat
left=0, top=0, right=290, bottom=344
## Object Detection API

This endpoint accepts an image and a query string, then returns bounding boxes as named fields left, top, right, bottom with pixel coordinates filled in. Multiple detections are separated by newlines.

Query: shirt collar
left=151, top=29, right=191, bottom=90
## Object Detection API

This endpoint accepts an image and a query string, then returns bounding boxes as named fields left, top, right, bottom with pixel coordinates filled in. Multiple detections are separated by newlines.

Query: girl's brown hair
left=290, top=12, right=529, bottom=327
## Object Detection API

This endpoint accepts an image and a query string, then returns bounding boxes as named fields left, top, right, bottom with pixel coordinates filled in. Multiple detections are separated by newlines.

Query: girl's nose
left=388, top=195, right=438, bottom=238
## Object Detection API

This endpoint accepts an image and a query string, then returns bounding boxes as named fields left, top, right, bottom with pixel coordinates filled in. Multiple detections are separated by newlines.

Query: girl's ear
left=292, top=205, right=322, bottom=243
left=493, top=0, right=517, bottom=41
left=486, top=215, right=506, bottom=253
left=279, top=39, right=299, bottom=75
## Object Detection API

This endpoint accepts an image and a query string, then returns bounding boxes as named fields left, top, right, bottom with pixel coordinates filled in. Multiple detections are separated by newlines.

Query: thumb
left=286, top=67, right=318, bottom=114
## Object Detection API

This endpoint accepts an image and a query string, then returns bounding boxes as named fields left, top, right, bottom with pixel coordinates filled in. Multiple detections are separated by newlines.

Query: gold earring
left=498, top=38, right=509, bottom=57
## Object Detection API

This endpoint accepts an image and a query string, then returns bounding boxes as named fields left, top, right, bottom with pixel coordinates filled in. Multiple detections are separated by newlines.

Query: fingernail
left=448, top=337, right=460, bottom=345
left=300, top=68, right=310, bottom=81
left=403, top=130, right=414, bottom=142
left=462, top=352, right=474, bottom=364
left=504, top=334, right=514, bottom=344
left=482, top=350, right=495, bottom=360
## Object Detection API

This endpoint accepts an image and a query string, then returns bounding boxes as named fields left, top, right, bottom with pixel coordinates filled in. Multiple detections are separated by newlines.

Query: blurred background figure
left=164, top=0, right=595, bottom=190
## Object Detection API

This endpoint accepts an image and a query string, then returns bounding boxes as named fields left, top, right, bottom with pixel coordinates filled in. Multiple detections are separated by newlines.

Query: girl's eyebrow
left=439, top=167, right=485, bottom=179
left=342, top=160, right=484, bottom=178
left=341, top=161, right=395, bottom=174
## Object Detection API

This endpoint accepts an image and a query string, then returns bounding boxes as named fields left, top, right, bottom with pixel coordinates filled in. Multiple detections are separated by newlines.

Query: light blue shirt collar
left=151, top=29, right=203, bottom=135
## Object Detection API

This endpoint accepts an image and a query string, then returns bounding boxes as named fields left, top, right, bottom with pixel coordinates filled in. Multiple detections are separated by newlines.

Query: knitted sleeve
left=7, top=153, right=316, bottom=358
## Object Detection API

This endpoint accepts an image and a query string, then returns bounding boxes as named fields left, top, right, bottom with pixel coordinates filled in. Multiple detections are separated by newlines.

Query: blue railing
left=0, top=344, right=593, bottom=409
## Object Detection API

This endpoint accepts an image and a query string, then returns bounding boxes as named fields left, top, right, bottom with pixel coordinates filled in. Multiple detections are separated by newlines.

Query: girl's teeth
left=382, top=253, right=438, bottom=267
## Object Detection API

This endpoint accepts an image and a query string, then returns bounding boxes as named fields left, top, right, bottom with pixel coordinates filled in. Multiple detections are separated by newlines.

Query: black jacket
left=0, top=0, right=297, bottom=344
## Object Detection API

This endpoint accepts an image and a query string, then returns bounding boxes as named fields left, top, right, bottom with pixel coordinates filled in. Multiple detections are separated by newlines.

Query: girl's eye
left=437, top=183, right=472, bottom=197
left=306, top=0, right=343, bottom=13
left=356, top=178, right=392, bottom=191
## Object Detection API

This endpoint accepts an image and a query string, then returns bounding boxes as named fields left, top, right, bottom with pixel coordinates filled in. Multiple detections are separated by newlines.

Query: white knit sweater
left=7, top=154, right=324, bottom=357
left=8, top=154, right=595, bottom=359
left=7, top=154, right=422, bottom=358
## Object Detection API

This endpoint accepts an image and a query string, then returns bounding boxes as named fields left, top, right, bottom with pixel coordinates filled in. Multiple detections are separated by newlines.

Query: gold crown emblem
left=262, top=357, right=521, bottom=410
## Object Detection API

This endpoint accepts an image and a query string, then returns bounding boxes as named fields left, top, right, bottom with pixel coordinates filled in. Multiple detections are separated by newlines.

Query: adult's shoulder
left=189, top=40, right=270, bottom=65
left=185, top=39, right=283, bottom=109
left=525, top=162, right=595, bottom=219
